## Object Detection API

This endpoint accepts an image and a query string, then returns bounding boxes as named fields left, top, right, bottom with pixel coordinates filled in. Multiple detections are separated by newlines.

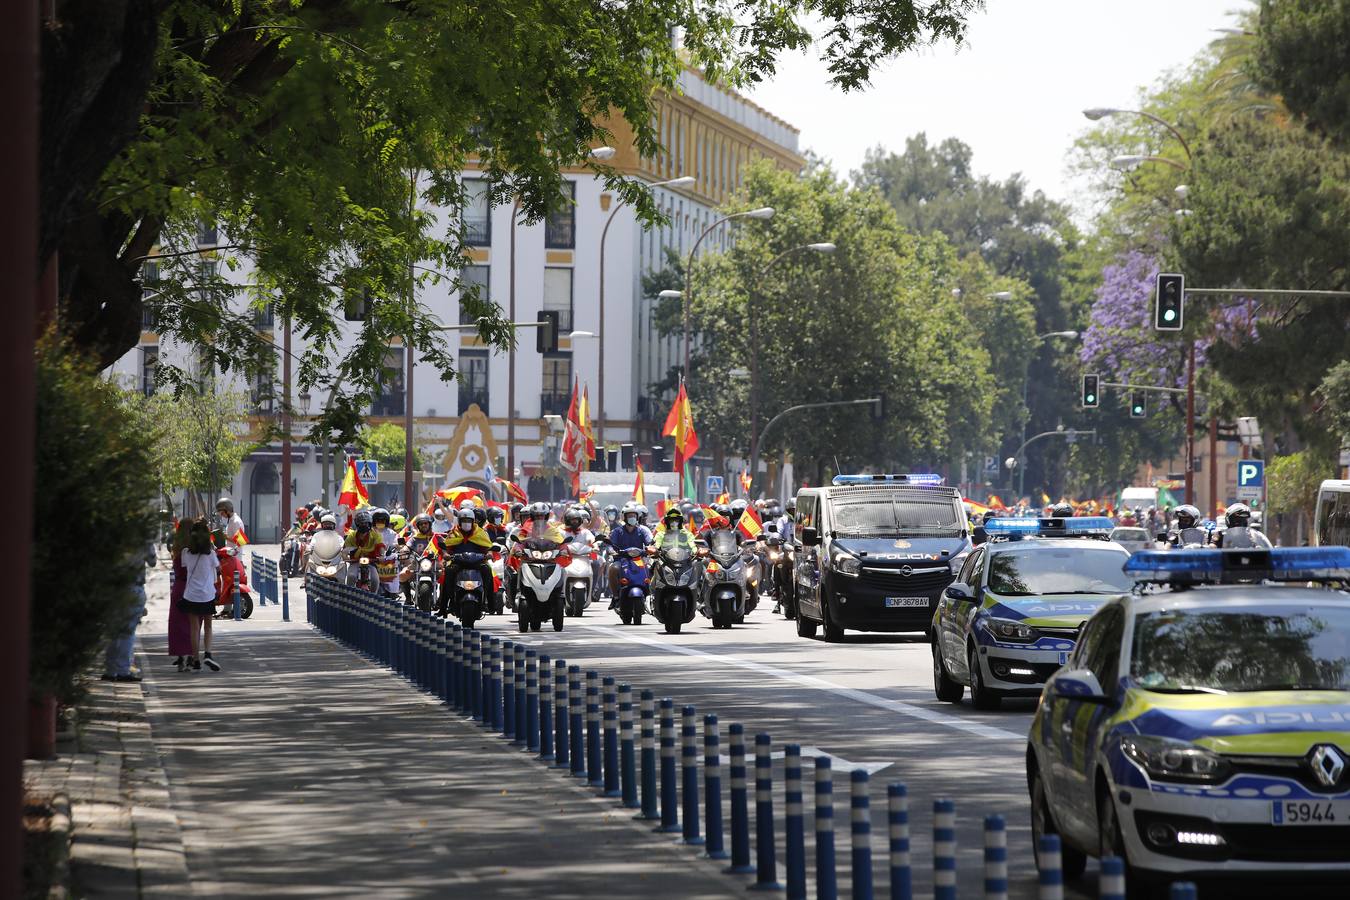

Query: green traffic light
left=1086, top=394, right=1096, bottom=404
left=1163, top=309, right=1176, bottom=322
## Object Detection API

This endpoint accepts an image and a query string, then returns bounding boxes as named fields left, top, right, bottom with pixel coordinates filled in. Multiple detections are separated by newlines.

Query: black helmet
left=486, top=506, right=504, bottom=525
left=509, top=501, right=525, bottom=518
left=690, top=506, right=707, bottom=526
left=353, top=509, right=373, bottom=532
left=1224, top=503, right=1251, bottom=528
left=1050, top=502, right=1075, bottom=518
left=1175, top=505, right=1201, bottom=528
left=713, top=503, right=732, bottom=519
left=371, top=507, right=390, bottom=527
left=982, top=510, right=1001, bottom=524
left=563, top=507, right=586, bottom=529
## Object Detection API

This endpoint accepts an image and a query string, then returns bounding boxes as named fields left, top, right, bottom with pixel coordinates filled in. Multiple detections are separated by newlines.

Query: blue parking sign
left=1237, top=460, right=1263, bottom=488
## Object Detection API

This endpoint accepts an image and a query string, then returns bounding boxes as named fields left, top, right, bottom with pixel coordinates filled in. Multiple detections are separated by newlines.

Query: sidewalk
left=136, top=551, right=739, bottom=898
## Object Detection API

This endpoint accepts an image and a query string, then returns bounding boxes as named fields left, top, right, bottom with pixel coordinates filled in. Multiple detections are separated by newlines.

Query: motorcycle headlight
left=419, top=559, right=433, bottom=572
left=359, top=557, right=370, bottom=565
left=835, top=554, right=861, bottom=577
left=1120, top=735, right=1231, bottom=784
left=319, top=565, right=336, bottom=576
left=983, top=617, right=1040, bottom=643
left=531, top=549, right=551, bottom=560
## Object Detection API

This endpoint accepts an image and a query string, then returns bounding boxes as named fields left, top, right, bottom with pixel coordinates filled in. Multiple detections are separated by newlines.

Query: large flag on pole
left=560, top=378, right=586, bottom=495
left=632, top=457, right=646, bottom=505
left=338, top=456, right=370, bottom=510
left=495, top=477, right=528, bottom=504
left=662, top=382, right=699, bottom=496
left=580, top=384, right=597, bottom=461
left=735, top=504, right=764, bottom=541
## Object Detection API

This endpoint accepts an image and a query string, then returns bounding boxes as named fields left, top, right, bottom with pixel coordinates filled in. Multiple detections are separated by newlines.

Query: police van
left=793, top=474, right=970, bottom=640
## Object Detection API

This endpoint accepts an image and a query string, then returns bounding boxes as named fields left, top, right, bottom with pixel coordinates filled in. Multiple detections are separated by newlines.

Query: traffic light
left=1155, top=273, right=1184, bottom=331
left=536, top=310, right=560, bottom=353
left=871, top=393, right=887, bottom=422
left=1081, top=373, right=1100, bottom=409
left=1130, top=392, right=1146, bottom=418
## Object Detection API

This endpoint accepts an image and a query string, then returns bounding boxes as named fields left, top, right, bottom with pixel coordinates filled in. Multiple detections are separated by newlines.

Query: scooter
left=282, top=532, right=305, bottom=577
left=307, top=529, right=345, bottom=581
left=214, top=544, right=255, bottom=619
left=613, top=547, right=649, bottom=626
left=514, top=537, right=567, bottom=632
left=563, top=538, right=596, bottom=617
left=701, top=529, right=746, bottom=629
left=649, top=539, right=700, bottom=635
left=445, top=549, right=490, bottom=629
left=344, top=552, right=379, bottom=593
left=489, top=548, right=506, bottom=615
left=412, top=548, right=440, bottom=612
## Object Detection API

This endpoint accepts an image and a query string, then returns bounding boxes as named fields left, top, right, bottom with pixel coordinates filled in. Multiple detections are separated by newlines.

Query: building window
left=543, top=267, right=573, bottom=332
left=141, top=346, right=158, bottom=397
left=545, top=181, right=576, bottom=249
left=463, top=179, right=491, bottom=246
left=252, top=371, right=275, bottom=414
left=344, top=286, right=371, bottom=322
left=459, top=265, right=489, bottom=325
left=253, top=301, right=275, bottom=329
left=541, top=353, right=572, bottom=416
left=372, top=348, right=405, bottom=417
left=459, top=350, right=490, bottom=414
left=197, top=219, right=218, bottom=247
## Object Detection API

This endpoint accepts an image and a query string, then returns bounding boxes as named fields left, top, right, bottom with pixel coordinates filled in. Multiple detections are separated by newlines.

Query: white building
left=107, top=68, right=803, bottom=541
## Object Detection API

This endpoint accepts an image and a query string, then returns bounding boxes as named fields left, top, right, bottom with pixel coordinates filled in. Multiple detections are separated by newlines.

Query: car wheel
left=967, top=644, right=1002, bottom=711
left=1096, top=778, right=1151, bottom=894
left=932, top=640, right=964, bottom=703
left=795, top=608, right=818, bottom=638
left=1030, top=769, right=1086, bottom=880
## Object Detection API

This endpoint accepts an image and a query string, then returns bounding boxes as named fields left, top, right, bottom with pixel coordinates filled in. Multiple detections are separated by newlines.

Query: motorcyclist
left=514, top=501, right=564, bottom=545
left=602, top=504, right=621, bottom=531
left=484, top=506, right=507, bottom=543
left=689, top=505, right=709, bottom=534
left=561, top=505, right=600, bottom=604
left=342, top=509, right=385, bottom=587
left=216, top=497, right=245, bottom=543
left=652, top=506, right=697, bottom=551
left=636, top=504, right=650, bottom=527
left=1167, top=504, right=1207, bottom=547
left=435, top=507, right=497, bottom=616
left=1209, top=502, right=1271, bottom=549
left=606, top=502, right=653, bottom=607
left=775, top=499, right=796, bottom=543
left=320, top=513, right=337, bottom=531
left=371, top=507, right=401, bottom=599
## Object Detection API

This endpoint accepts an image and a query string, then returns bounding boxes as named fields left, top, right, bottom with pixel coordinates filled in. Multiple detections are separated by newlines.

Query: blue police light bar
left=983, top=518, right=1041, bottom=535
left=831, top=473, right=946, bottom=486
left=985, top=516, right=1115, bottom=540
left=1063, top=516, right=1116, bottom=534
left=1124, top=547, right=1350, bottom=584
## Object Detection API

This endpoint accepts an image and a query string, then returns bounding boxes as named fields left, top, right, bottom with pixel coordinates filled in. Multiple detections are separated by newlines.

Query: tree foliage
left=1268, top=450, right=1335, bottom=538
left=1255, top=0, right=1350, bottom=144
left=357, top=421, right=423, bottom=471
left=143, top=388, right=257, bottom=514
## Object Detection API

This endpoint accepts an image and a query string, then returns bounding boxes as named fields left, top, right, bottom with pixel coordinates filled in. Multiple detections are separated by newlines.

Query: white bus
left=1314, top=479, right=1350, bottom=547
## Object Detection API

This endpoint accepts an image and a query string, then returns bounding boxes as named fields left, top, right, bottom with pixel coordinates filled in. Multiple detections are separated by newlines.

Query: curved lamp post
left=681, top=207, right=774, bottom=379
left=1083, top=107, right=1193, bottom=161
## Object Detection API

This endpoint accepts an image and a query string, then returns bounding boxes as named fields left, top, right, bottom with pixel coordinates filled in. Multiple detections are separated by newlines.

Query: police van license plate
left=884, top=597, right=928, bottom=608
left=1272, top=800, right=1350, bottom=825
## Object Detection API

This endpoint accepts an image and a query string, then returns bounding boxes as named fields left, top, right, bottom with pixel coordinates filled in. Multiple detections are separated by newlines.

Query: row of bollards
left=306, top=576, right=1201, bottom=900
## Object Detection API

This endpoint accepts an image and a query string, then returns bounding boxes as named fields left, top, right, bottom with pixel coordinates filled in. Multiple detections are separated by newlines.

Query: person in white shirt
left=181, top=518, right=223, bottom=671
left=431, top=507, right=451, bottom=534
left=215, top=497, right=245, bottom=542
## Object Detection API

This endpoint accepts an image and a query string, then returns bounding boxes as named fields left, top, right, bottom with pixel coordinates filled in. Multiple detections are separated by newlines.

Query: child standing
left=182, top=518, right=223, bottom=671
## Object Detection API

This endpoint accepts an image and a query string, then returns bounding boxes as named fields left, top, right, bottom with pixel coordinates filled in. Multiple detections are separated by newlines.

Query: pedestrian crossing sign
left=356, top=459, right=379, bottom=483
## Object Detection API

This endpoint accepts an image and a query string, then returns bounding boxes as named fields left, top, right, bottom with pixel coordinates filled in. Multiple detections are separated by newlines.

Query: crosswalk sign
left=356, top=458, right=379, bottom=483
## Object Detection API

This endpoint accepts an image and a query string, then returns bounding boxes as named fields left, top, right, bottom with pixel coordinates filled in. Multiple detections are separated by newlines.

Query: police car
left=1028, top=547, right=1350, bottom=884
left=931, top=517, right=1131, bottom=710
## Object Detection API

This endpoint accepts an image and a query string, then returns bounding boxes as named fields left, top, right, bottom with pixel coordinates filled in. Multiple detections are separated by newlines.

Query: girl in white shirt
left=181, top=519, right=222, bottom=671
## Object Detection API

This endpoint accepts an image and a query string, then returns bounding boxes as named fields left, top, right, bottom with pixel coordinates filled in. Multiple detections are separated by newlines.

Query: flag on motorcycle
left=231, top=526, right=250, bottom=547
left=661, top=382, right=700, bottom=482
left=495, top=478, right=528, bottom=504
left=560, top=378, right=587, bottom=494
left=632, top=457, right=646, bottom=505
left=580, top=384, right=596, bottom=460
left=735, top=504, right=763, bottom=541
left=338, top=456, right=370, bottom=510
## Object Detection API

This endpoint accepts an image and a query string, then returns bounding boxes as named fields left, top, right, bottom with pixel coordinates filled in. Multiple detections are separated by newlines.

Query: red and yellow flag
left=632, top=457, right=646, bottom=505
left=735, top=505, right=763, bottom=541
left=661, top=383, right=700, bottom=477
left=654, top=499, right=673, bottom=520
left=738, top=472, right=752, bottom=496
left=560, top=378, right=586, bottom=495
left=338, top=456, right=370, bottom=510
left=231, top=527, right=250, bottom=547
left=495, top=478, right=528, bottom=504
left=580, top=384, right=596, bottom=460
left=986, top=494, right=1006, bottom=511
left=715, top=492, right=730, bottom=506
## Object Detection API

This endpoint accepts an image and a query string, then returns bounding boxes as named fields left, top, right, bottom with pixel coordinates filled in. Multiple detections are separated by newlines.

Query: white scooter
left=563, top=539, right=596, bottom=617
left=306, top=529, right=345, bottom=581
left=514, top=537, right=566, bottom=632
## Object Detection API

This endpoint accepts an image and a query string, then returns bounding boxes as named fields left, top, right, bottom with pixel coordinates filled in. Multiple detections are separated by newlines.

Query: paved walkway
left=136, top=549, right=739, bottom=898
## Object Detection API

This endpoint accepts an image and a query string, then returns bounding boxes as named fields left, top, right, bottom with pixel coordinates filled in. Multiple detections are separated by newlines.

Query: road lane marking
left=769, top=746, right=891, bottom=775
left=575, top=624, right=1022, bottom=742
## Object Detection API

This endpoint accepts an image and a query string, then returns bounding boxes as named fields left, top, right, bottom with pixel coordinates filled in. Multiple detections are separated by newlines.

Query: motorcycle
left=765, top=528, right=796, bottom=619
left=649, top=537, right=700, bottom=635
left=740, top=540, right=763, bottom=621
left=701, top=529, right=746, bottom=629
left=282, top=532, right=305, bottom=577
left=214, top=544, right=255, bottom=619
left=613, top=546, right=649, bottom=626
left=346, top=553, right=379, bottom=593
left=307, top=529, right=345, bottom=581
left=446, top=549, right=491, bottom=629
left=488, top=548, right=506, bottom=615
left=514, top=537, right=567, bottom=633
left=563, top=538, right=596, bottom=617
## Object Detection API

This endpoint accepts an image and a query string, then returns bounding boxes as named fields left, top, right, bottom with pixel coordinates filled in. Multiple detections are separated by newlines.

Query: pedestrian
left=102, top=539, right=157, bottom=683
left=168, top=518, right=194, bottom=670
left=182, top=517, right=223, bottom=671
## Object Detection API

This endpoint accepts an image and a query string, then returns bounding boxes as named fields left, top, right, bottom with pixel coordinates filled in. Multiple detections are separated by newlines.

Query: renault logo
left=1310, top=745, right=1346, bottom=788
left=900, top=565, right=912, bottom=577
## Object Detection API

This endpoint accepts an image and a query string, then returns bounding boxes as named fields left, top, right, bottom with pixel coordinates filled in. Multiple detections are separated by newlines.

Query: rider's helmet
left=371, top=507, right=390, bottom=529
left=982, top=510, right=1001, bottom=525
left=713, top=503, right=731, bottom=519
left=296, top=506, right=309, bottom=522
left=353, top=509, right=373, bottom=533
left=215, top=497, right=235, bottom=516
left=1224, top=503, right=1251, bottom=528
left=785, top=497, right=797, bottom=514
left=636, top=504, right=650, bottom=525
left=1050, top=502, right=1075, bottom=518
left=563, top=507, right=587, bottom=530
left=662, top=506, right=685, bottom=527
left=486, top=506, right=504, bottom=526
left=433, top=507, right=447, bottom=522
left=414, top=513, right=433, bottom=534
left=603, top=504, right=620, bottom=525
left=621, top=502, right=640, bottom=527
left=730, top=499, right=749, bottom=521
left=320, top=514, right=337, bottom=530
left=574, top=505, right=593, bottom=528
left=389, top=513, right=407, bottom=532
left=509, top=502, right=525, bottom=521
left=1175, top=505, right=1201, bottom=529
left=394, top=506, right=408, bottom=519
left=528, top=501, right=552, bottom=522
left=456, top=508, right=477, bottom=534
left=690, top=506, right=707, bottom=529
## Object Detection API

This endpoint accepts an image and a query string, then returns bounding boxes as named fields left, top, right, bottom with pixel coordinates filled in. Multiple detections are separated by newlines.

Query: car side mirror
left=490, top=544, right=503, bottom=553
left=1050, top=669, right=1112, bottom=704
left=944, top=583, right=976, bottom=603
left=801, top=527, right=820, bottom=547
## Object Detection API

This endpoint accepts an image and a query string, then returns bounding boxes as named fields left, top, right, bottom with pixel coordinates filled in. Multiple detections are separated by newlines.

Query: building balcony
left=458, top=391, right=489, bottom=415
left=540, top=391, right=570, bottom=417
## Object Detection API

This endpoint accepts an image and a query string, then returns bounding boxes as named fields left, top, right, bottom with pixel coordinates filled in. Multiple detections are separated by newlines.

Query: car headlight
left=835, top=554, right=861, bottom=577
left=1120, top=735, right=1231, bottom=784
left=983, top=617, right=1040, bottom=643
left=419, top=559, right=433, bottom=572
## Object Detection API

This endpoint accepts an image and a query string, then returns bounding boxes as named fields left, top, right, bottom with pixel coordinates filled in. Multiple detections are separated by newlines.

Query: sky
left=745, top=0, right=1250, bottom=215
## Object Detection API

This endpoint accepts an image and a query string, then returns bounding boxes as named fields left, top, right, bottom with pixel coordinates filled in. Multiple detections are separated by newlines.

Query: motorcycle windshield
left=311, top=530, right=343, bottom=559
left=660, top=545, right=692, bottom=564
left=708, top=530, right=738, bottom=561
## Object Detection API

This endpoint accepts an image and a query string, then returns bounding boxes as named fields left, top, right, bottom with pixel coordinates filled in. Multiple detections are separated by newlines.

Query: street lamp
left=567, top=330, right=596, bottom=339
left=1082, top=107, right=1193, bottom=161
left=683, top=207, right=775, bottom=378
left=1016, top=330, right=1081, bottom=496
left=597, top=174, right=694, bottom=448
left=1110, top=154, right=1188, bottom=172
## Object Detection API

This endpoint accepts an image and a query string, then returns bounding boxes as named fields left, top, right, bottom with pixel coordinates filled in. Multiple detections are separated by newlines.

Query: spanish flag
left=632, top=457, right=646, bottom=505
left=338, top=457, right=370, bottom=510
left=432, top=486, right=484, bottom=513
left=580, top=384, right=596, bottom=461
left=715, top=492, right=730, bottom=506
left=735, top=505, right=763, bottom=541
left=231, top=527, right=250, bottom=547
left=739, top=472, right=752, bottom=495
left=661, top=383, right=700, bottom=486
left=986, top=494, right=1007, bottom=510
left=495, top=478, right=528, bottom=504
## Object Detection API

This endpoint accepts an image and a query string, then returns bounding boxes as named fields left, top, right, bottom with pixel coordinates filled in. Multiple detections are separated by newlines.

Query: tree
left=145, top=387, right=257, bottom=515
left=1316, top=361, right=1350, bottom=447
left=357, top=421, right=423, bottom=471
left=43, top=0, right=985, bottom=445
left=1255, top=0, right=1350, bottom=144
left=1268, top=450, right=1335, bottom=543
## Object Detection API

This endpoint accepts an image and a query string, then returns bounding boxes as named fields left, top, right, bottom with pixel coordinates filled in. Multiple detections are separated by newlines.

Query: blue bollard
left=470, top=631, right=484, bottom=722
left=603, top=677, right=620, bottom=797
left=282, top=566, right=290, bottom=621
left=436, top=619, right=448, bottom=702
left=984, top=814, right=1007, bottom=900
left=513, top=650, right=527, bottom=747
left=1037, top=834, right=1063, bottom=900
left=657, top=698, right=680, bottom=833
left=502, top=642, right=516, bottom=739
left=569, top=666, right=585, bottom=778
left=620, top=684, right=638, bottom=808
left=934, top=798, right=956, bottom=900
left=553, top=660, right=570, bottom=769
left=726, top=724, right=754, bottom=874
left=784, top=745, right=806, bottom=900
left=750, top=733, right=781, bottom=890
left=1099, top=856, right=1125, bottom=900
left=586, top=672, right=603, bottom=786
left=490, top=638, right=503, bottom=732
left=681, top=705, right=703, bottom=845
left=525, top=650, right=539, bottom=752
left=449, top=624, right=462, bottom=711
left=638, top=690, right=659, bottom=821
left=1168, top=884, right=1197, bottom=900
left=703, top=714, right=727, bottom=859
left=232, top=569, right=242, bottom=621
left=887, top=783, right=910, bottom=900
left=538, top=654, right=553, bottom=760
left=851, top=770, right=873, bottom=900
left=817, top=758, right=838, bottom=900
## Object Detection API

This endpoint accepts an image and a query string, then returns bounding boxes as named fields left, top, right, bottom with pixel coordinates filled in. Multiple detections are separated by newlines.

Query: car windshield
left=985, top=547, right=1132, bottom=596
left=1131, top=606, right=1350, bottom=693
left=831, top=498, right=962, bottom=537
